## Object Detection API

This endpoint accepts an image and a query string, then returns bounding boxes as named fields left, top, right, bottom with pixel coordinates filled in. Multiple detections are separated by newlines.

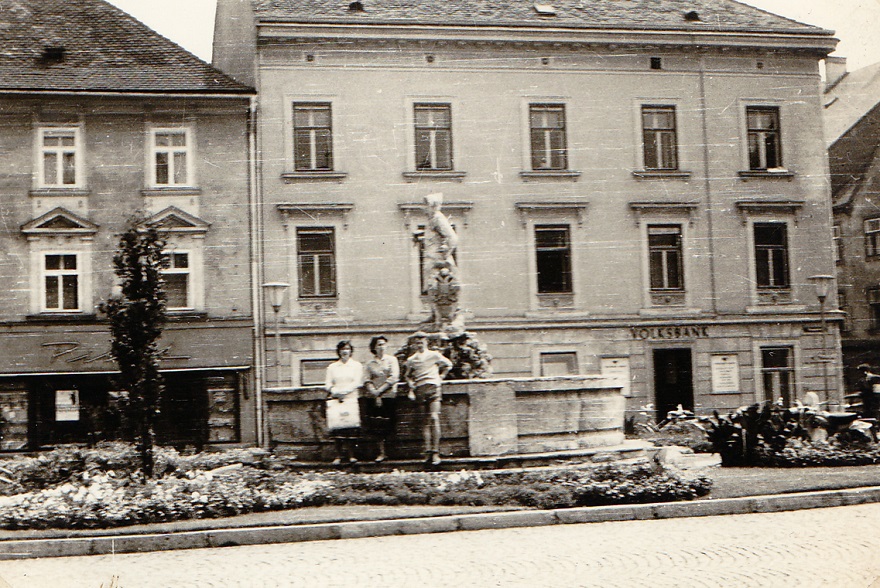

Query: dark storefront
left=0, top=322, right=254, bottom=451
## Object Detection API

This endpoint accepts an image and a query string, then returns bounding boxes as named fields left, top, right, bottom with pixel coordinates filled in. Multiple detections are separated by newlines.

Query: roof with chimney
left=250, top=0, right=831, bottom=35
left=0, top=0, right=252, bottom=93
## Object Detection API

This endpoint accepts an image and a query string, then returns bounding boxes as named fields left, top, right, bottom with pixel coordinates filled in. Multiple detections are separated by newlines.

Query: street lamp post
left=808, top=275, right=836, bottom=408
left=262, top=282, right=289, bottom=385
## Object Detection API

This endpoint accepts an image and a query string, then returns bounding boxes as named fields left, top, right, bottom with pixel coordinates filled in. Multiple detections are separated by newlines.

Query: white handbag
left=326, top=394, right=361, bottom=431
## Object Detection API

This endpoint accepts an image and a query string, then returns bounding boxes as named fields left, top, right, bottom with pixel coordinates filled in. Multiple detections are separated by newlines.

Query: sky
left=108, top=0, right=880, bottom=72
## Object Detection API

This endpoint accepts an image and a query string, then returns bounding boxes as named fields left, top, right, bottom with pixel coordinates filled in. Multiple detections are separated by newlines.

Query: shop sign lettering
left=630, top=325, right=709, bottom=340
left=43, top=341, right=189, bottom=364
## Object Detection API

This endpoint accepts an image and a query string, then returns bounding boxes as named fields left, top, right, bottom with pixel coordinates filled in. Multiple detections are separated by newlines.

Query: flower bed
left=755, top=438, right=880, bottom=467
left=0, top=444, right=711, bottom=530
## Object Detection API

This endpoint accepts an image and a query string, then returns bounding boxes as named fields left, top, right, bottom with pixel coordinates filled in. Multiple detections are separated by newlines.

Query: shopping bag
left=326, top=394, right=361, bottom=431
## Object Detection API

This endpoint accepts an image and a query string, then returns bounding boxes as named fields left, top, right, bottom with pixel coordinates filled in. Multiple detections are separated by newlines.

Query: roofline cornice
left=256, top=23, right=838, bottom=54
left=0, top=89, right=254, bottom=98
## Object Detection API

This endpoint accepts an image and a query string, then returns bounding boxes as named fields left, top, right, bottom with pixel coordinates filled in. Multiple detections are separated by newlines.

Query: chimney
left=825, top=56, right=847, bottom=90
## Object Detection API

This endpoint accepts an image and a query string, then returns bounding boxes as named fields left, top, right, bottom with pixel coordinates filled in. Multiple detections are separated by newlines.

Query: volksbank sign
left=630, top=326, right=709, bottom=340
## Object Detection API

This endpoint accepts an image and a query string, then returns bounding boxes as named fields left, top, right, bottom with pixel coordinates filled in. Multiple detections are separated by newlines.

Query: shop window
left=746, top=106, right=781, bottom=170
left=761, top=346, right=794, bottom=406
left=38, top=127, right=80, bottom=187
left=754, top=222, right=789, bottom=289
left=641, top=106, right=678, bottom=171
left=414, top=103, right=453, bottom=171
left=43, top=253, right=80, bottom=312
left=293, top=103, right=333, bottom=171
left=149, top=128, right=192, bottom=187
left=535, top=225, right=572, bottom=294
left=540, top=351, right=578, bottom=376
left=301, top=358, right=334, bottom=386
left=529, top=104, right=567, bottom=170
left=297, top=227, right=336, bottom=298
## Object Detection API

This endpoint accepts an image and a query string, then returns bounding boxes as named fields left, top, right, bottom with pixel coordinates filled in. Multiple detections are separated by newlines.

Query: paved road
left=2, top=504, right=880, bottom=587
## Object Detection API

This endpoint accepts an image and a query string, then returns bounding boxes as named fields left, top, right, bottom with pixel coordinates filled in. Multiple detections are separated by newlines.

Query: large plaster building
left=0, top=0, right=256, bottom=450
left=214, top=0, right=841, bottom=423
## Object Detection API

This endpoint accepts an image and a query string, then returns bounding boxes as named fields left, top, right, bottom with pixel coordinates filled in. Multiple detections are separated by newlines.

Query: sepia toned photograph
left=1, top=0, right=880, bottom=585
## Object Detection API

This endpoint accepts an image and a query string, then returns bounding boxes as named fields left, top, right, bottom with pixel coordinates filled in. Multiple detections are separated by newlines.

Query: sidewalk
left=2, top=449, right=880, bottom=559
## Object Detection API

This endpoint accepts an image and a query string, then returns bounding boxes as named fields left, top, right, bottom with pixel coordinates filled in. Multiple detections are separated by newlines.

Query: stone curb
left=2, top=486, right=880, bottom=560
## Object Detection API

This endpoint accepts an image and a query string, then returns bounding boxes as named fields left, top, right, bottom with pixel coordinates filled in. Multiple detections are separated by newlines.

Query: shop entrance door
left=158, top=373, right=209, bottom=450
left=653, top=348, right=694, bottom=422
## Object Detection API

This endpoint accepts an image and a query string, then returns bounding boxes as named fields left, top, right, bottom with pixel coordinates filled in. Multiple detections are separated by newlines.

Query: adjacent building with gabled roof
left=0, top=0, right=258, bottom=450
left=824, top=57, right=880, bottom=389
left=214, top=0, right=841, bottom=455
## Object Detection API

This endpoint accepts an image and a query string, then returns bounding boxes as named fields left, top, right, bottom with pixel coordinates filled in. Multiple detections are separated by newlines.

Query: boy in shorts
left=404, top=332, right=452, bottom=466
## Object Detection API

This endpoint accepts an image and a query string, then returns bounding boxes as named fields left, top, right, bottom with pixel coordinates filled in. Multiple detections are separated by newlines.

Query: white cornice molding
left=257, top=23, right=837, bottom=55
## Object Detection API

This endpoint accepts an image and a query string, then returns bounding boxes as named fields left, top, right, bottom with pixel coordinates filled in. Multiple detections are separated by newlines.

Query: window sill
left=632, top=170, right=692, bottom=179
left=29, top=188, right=91, bottom=197
left=281, top=171, right=348, bottom=183
left=639, top=307, right=705, bottom=317
left=26, top=313, right=97, bottom=323
left=402, top=171, right=467, bottom=182
left=166, top=311, right=208, bottom=321
left=737, top=169, right=795, bottom=180
left=520, top=170, right=582, bottom=181
left=141, top=188, right=202, bottom=197
left=746, top=304, right=808, bottom=314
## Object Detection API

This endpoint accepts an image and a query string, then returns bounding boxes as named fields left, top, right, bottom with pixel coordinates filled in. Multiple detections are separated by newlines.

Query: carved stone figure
left=420, top=193, right=464, bottom=334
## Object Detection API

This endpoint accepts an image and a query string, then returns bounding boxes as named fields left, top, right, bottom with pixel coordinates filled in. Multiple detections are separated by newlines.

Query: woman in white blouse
left=324, top=340, right=363, bottom=465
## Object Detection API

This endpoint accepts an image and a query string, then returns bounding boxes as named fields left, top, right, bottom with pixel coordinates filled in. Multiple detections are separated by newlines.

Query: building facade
left=0, top=0, right=257, bottom=450
left=824, top=58, right=880, bottom=389
left=215, top=0, right=841, bottom=422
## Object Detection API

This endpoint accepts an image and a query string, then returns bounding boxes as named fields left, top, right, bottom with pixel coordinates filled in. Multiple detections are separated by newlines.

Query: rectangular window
left=648, top=225, right=684, bottom=290
left=297, top=228, right=336, bottom=298
left=869, top=288, right=880, bottom=330
left=151, top=129, right=190, bottom=186
left=865, top=219, right=880, bottom=258
left=535, top=225, right=572, bottom=294
left=293, top=103, right=333, bottom=171
left=161, top=252, right=191, bottom=310
left=761, top=347, right=794, bottom=406
left=540, top=352, right=578, bottom=377
left=839, top=290, right=852, bottom=333
left=300, top=359, right=334, bottom=386
left=747, top=106, right=781, bottom=170
left=414, top=104, right=452, bottom=170
left=529, top=104, right=567, bottom=170
left=43, top=253, right=79, bottom=311
left=832, top=224, right=842, bottom=264
left=39, top=128, right=78, bottom=187
left=642, top=106, right=678, bottom=170
left=754, top=223, right=789, bottom=289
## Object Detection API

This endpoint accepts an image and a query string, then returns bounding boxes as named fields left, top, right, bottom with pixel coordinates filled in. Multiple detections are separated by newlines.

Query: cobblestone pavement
left=3, top=504, right=880, bottom=588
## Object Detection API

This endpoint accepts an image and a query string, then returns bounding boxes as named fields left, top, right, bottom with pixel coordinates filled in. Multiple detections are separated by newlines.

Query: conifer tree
left=102, top=219, right=167, bottom=477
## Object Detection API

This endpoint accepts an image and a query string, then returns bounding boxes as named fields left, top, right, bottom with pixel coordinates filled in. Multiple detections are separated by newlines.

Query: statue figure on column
left=420, top=193, right=464, bottom=335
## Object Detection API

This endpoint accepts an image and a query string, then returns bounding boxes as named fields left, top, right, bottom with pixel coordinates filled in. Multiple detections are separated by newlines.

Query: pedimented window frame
left=21, top=207, right=97, bottom=315
left=140, top=206, right=210, bottom=312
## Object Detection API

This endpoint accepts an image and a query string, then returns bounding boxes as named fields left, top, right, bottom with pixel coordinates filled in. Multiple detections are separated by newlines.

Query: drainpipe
left=247, top=94, right=267, bottom=447
left=698, top=54, right=719, bottom=314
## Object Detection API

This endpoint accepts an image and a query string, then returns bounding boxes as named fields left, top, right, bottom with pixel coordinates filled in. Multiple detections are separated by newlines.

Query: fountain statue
left=421, top=193, right=464, bottom=335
